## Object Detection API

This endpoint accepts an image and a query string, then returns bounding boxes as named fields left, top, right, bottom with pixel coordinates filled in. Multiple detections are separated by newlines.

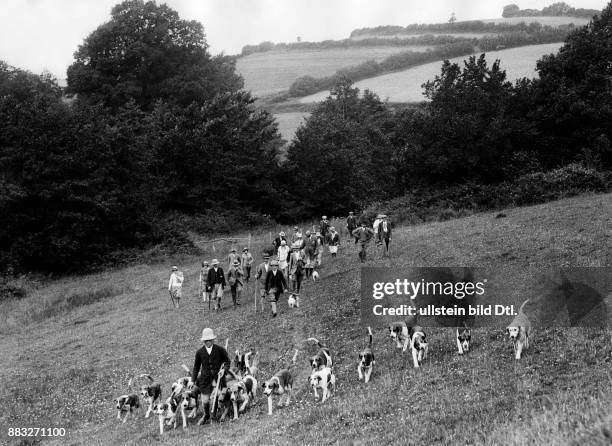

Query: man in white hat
left=168, top=266, right=184, bottom=308
left=207, top=259, right=226, bottom=311
left=288, top=242, right=305, bottom=294
left=347, top=211, right=358, bottom=244
left=264, top=259, right=287, bottom=317
left=378, top=215, right=392, bottom=257
left=192, top=328, right=231, bottom=425
left=227, top=259, right=244, bottom=307
left=327, top=226, right=340, bottom=259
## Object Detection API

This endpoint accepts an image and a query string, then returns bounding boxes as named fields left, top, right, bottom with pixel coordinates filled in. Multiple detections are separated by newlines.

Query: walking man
left=319, top=216, right=330, bottom=243
left=277, top=239, right=290, bottom=277
left=303, top=231, right=317, bottom=279
left=200, top=261, right=210, bottom=303
left=168, top=266, right=184, bottom=309
left=256, top=253, right=271, bottom=304
left=288, top=242, right=305, bottom=294
left=347, top=211, right=358, bottom=244
left=227, top=259, right=244, bottom=307
left=228, top=247, right=240, bottom=269
left=241, top=247, right=254, bottom=282
left=265, top=260, right=287, bottom=317
left=378, top=215, right=392, bottom=257
left=207, top=259, right=226, bottom=311
left=352, top=222, right=375, bottom=263
left=327, top=227, right=340, bottom=259
left=193, top=328, right=231, bottom=425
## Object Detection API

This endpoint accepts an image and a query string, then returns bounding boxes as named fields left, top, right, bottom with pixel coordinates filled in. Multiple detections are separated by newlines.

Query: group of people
left=168, top=212, right=391, bottom=314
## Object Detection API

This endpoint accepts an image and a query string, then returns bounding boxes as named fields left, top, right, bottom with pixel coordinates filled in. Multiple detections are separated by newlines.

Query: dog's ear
left=317, top=376, right=322, bottom=382
left=358, top=353, right=363, bottom=360
left=505, top=327, right=510, bottom=335
left=261, top=382, right=266, bottom=388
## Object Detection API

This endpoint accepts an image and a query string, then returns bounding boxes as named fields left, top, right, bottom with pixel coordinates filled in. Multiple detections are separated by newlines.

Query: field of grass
left=350, top=32, right=492, bottom=40
left=236, top=46, right=432, bottom=98
left=298, top=42, right=563, bottom=104
left=1, top=193, right=611, bottom=445
left=274, top=111, right=308, bottom=145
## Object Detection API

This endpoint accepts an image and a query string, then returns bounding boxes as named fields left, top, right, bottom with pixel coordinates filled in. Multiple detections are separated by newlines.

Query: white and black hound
left=456, top=321, right=472, bottom=355
left=115, top=394, right=139, bottom=423
left=307, top=337, right=333, bottom=370
left=261, top=350, right=298, bottom=415
left=506, top=299, right=531, bottom=360
left=138, top=374, right=162, bottom=418
left=309, top=366, right=336, bottom=402
left=152, top=396, right=178, bottom=435
left=389, top=321, right=410, bottom=352
left=358, top=326, right=375, bottom=383
left=409, top=325, right=428, bottom=368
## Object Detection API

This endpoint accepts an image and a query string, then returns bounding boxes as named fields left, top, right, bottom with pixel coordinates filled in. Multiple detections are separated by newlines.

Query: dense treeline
left=0, top=0, right=283, bottom=273
left=288, top=27, right=569, bottom=98
left=240, top=35, right=472, bottom=56
left=1, top=0, right=611, bottom=274
left=503, top=2, right=600, bottom=18
left=349, top=17, right=582, bottom=38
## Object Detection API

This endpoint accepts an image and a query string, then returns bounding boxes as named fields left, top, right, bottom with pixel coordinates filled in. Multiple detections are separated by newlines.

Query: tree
left=67, top=0, right=242, bottom=110
left=530, top=1, right=612, bottom=169
left=284, top=78, right=395, bottom=217
left=502, top=4, right=521, bottom=17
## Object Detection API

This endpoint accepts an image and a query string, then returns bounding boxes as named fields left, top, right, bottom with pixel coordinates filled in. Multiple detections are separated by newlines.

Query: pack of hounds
left=115, top=299, right=531, bottom=435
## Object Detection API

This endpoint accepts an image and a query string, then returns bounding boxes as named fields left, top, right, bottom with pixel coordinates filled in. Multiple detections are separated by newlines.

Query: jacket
left=265, top=269, right=287, bottom=294
left=207, top=267, right=226, bottom=287
left=191, top=344, right=231, bottom=390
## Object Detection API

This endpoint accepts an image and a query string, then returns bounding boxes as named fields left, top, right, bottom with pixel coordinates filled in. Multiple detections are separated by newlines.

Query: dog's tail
left=181, top=364, right=191, bottom=374
left=307, top=337, right=325, bottom=348
left=138, top=374, right=154, bottom=382
left=518, top=299, right=530, bottom=313
left=367, top=326, right=373, bottom=348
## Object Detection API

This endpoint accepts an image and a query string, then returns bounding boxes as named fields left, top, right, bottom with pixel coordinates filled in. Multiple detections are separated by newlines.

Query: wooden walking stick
left=211, top=363, right=226, bottom=420
left=254, top=281, right=258, bottom=314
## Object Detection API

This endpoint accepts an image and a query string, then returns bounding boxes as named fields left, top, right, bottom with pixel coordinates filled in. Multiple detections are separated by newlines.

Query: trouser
left=268, top=291, right=281, bottom=314
left=358, top=242, right=368, bottom=262
left=212, top=284, right=224, bottom=310
left=230, top=284, right=241, bottom=304
left=245, top=266, right=251, bottom=281
left=290, top=273, right=303, bottom=293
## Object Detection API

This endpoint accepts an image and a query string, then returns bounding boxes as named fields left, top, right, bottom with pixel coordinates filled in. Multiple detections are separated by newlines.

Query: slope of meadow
left=298, top=42, right=563, bottom=104
left=237, top=46, right=432, bottom=97
left=1, top=192, right=611, bottom=445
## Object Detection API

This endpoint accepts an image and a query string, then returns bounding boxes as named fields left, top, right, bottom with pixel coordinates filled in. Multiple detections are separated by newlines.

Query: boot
left=198, top=403, right=211, bottom=425
left=271, top=301, right=277, bottom=317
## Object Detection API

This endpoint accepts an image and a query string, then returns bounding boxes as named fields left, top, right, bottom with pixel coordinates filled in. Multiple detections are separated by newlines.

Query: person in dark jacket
left=378, top=216, right=392, bottom=257
left=273, top=232, right=287, bottom=255
left=265, top=259, right=287, bottom=317
left=347, top=212, right=358, bottom=244
left=207, top=259, right=226, bottom=311
left=193, top=328, right=231, bottom=425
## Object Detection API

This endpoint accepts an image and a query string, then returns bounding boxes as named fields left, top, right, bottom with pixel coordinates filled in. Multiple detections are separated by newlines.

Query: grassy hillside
left=1, top=193, right=611, bottom=445
left=237, top=46, right=432, bottom=98
left=298, top=43, right=563, bottom=104
left=482, top=16, right=591, bottom=26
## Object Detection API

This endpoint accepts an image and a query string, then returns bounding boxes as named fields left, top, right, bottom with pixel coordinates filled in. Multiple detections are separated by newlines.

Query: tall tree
left=67, top=0, right=242, bottom=110
left=531, top=2, right=612, bottom=168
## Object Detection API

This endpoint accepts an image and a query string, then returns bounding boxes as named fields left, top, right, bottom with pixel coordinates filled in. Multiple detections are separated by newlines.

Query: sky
left=0, top=0, right=607, bottom=80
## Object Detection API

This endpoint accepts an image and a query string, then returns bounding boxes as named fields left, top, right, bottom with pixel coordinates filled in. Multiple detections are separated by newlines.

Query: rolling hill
left=1, top=192, right=611, bottom=445
left=298, top=42, right=563, bottom=104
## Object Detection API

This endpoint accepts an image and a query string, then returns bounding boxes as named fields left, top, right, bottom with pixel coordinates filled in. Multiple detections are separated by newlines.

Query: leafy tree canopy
left=67, top=0, right=242, bottom=110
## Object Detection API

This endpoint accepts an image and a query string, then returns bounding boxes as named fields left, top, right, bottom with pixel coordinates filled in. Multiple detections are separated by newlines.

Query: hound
left=261, top=350, right=298, bottom=415
left=358, top=326, right=375, bottom=383
left=138, top=374, right=162, bottom=418
left=456, top=321, right=472, bottom=355
left=152, top=396, right=178, bottom=435
left=506, top=299, right=531, bottom=360
left=389, top=321, right=410, bottom=352
left=115, top=394, right=139, bottom=423
left=409, top=325, right=428, bottom=368
left=177, top=384, right=200, bottom=428
left=287, top=293, right=299, bottom=308
left=309, top=366, right=336, bottom=402
left=307, top=337, right=333, bottom=370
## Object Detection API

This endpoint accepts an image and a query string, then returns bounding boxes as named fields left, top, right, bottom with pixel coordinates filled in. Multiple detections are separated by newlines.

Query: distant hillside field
left=274, top=111, right=308, bottom=145
left=298, top=42, right=563, bottom=104
left=236, top=46, right=432, bottom=97
left=351, top=32, right=491, bottom=40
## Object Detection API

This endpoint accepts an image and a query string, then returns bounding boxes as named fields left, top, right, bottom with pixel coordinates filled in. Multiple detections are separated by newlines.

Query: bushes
left=362, top=164, right=611, bottom=225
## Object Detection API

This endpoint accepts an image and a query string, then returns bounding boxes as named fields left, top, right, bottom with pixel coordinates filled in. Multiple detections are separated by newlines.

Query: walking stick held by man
left=211, top=363, right=226, bottom=420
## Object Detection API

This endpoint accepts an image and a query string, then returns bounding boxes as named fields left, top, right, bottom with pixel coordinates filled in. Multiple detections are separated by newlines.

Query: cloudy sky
left=0, top=0, right=606, bottom=80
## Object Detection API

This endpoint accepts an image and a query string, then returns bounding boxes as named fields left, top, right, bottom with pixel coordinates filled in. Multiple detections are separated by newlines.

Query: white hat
left=172, top=266, right=178, bottom=271
left=280, top=231, right=285, bottom=236
left=200, top=327, right=217, bottom=341
left=281, top=240, right=287, bottom=245
left=211, top=259, right=219, bottom=265
left=322, top=215, right=327, bottom=219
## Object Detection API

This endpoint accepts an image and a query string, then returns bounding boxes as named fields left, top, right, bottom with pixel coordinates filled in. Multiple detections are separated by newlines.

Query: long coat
left=191, top=343, right=231, bottom=393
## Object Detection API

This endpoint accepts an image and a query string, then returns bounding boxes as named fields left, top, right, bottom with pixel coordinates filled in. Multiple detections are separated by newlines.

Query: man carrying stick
left=192, top=328, right=231, bottom=425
